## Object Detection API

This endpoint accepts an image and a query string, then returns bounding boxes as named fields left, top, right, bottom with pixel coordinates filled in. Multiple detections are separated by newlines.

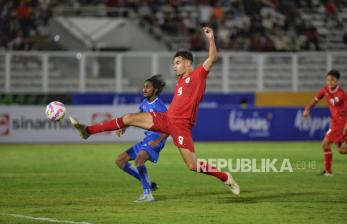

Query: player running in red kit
left=304, top=69, right=347, bottom=176
left=70, top=27, right=240, bottom=195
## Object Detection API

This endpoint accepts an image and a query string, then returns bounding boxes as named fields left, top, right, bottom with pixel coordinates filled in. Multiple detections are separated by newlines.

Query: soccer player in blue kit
left=114, top=74, right=168, bottom=202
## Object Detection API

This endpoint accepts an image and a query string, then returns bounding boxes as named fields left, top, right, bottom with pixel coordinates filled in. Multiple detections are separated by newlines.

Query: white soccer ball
left=45, top=101, right=66, bottom=121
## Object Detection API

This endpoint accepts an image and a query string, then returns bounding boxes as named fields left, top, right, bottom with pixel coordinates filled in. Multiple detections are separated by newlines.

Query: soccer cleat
left=69, top=116, right=90, bottom=140
left=224, top=172, right=240, bottom=195
left=151, top=182, right=159, bottom=192
left=319, top=170, right=333, bottom=176
left=134, top=193, right=155, bottom=203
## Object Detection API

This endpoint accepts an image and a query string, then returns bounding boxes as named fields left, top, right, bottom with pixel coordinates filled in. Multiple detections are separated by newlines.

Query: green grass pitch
left=0, top=142, right=347, bottom=224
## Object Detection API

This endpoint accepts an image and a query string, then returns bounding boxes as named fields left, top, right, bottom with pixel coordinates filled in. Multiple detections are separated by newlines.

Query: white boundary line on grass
left=0, top=213, right=93, bottom=224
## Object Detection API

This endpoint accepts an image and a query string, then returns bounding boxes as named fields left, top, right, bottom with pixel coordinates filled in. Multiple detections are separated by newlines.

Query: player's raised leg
left=70, top=112, right=154, bottom=139
left=321, top=137, right=333, bottom=176
left=178, top=147, right=240, bottom=195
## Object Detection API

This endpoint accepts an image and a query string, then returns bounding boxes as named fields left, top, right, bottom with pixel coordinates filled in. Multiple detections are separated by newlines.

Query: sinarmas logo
left=11, top=116, right=73, bottom=130
left=0, top=113, right=10, bottom=135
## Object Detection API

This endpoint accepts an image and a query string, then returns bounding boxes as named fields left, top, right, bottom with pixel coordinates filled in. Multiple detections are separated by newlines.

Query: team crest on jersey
left=185, top=77, right=190, bottom=84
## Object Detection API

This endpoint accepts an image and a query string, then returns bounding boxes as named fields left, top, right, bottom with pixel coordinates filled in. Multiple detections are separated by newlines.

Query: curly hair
left=145, top=74, right=166, bottom=95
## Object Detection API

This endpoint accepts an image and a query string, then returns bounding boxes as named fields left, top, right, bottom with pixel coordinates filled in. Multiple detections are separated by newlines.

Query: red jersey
left=167, top=65, right=209, bottom=124
left=315, top=85, right=347, bottom=129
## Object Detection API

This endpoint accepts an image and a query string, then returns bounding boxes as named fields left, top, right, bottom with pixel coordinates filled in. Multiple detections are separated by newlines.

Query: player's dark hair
left=327, top=69, right=340, bottom=80
left=145, top=74, right=166, bottom=95
left=173, top=50, right=193, bottom=63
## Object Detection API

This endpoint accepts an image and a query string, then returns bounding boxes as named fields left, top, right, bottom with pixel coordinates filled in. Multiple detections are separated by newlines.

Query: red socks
left=86, top=117, right=125, bottom=134
left=324, top=147, right=332, bottom=172
left=198, top=161, right=228, bottom=182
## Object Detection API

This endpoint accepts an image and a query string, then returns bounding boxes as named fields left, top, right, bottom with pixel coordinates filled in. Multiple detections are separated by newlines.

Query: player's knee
left=115, top=156, right=125, bottom=169
left=134, top=156, right=145, bottom=167
left=322, top=141, right=330, bottom=149
left=134, top=158, right=144, bottom=167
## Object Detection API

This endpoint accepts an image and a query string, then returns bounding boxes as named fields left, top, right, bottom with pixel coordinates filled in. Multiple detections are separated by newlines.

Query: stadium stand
left=1, top=0, right=347, bottom=94
left=1, top=0, right=347, bottom=52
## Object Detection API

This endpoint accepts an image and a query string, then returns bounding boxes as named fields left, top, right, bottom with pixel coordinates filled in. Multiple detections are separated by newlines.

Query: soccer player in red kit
left=304, top=69, right=347, bottom=176
left=70, top=27, right=240, bottom=195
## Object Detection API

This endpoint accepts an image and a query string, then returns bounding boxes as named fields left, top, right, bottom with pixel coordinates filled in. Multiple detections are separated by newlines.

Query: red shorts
left=149, top=112, right=195, bottom=152
left=325, top=127, right=347, bottom=145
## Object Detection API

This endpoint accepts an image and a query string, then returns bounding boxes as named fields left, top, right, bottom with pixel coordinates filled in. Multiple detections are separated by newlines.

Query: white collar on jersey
left=328, top=85, right=339, bottom=94
left=147, top=97, right=159, bottom=105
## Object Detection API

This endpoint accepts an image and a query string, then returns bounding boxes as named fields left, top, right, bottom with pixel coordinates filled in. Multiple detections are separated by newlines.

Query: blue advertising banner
left=192, top=107, right=331, bottom=141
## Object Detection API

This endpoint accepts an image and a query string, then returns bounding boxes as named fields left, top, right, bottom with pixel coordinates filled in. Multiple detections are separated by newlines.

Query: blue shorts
left=126, top=135, right=165, bottom=163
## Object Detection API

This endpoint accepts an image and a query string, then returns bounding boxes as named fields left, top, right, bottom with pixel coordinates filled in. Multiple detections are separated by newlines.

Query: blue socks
left=137, top=165, right=151, bottom=194
left=122, top=163, right=152, bottom=194
left=122, top=162, right=140, bottom=181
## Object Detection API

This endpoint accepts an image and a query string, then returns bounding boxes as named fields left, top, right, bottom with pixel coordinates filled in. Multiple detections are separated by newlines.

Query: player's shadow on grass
left=155, top=190, right=228, bottom=201
left=217, top=191, right=321, bottom=204
left=155, top=191, right=321, bottom=204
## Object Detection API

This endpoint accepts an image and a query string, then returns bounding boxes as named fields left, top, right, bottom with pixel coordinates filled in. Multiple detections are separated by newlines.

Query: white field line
left=0, top=213, right=93, bottom=224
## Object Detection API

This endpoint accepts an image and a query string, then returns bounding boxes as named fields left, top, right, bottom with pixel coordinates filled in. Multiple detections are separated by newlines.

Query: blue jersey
left=139, top=97, right=167, bottom=138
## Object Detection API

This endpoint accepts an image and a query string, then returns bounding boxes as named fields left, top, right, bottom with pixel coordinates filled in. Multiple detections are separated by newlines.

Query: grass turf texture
left=0, top=142, right=346, bottom=224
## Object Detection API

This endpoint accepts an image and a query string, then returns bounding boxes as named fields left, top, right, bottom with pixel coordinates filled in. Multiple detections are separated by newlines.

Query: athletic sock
left=86, top=117, right=125, bottom=134
left=198, top=161, right=228, bottom=182
left=324, top=147, right=332, bottom=172
left=137, top=165, right=151, bottom=194
left=122, top=162, right=140, bottom=181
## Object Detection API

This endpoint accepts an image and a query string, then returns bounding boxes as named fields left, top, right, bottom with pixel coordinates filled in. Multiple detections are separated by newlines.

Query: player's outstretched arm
left=202, top=27, right=217, bottom=71
left=303, top=99, right=319, bottom=118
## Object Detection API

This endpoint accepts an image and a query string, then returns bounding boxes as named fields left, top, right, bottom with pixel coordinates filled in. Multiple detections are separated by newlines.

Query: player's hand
left=203, top=27, right=214, bottom=39
left=115, top=128, right=126, bottom=137
left=303, top=109, right=310, bottom=118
